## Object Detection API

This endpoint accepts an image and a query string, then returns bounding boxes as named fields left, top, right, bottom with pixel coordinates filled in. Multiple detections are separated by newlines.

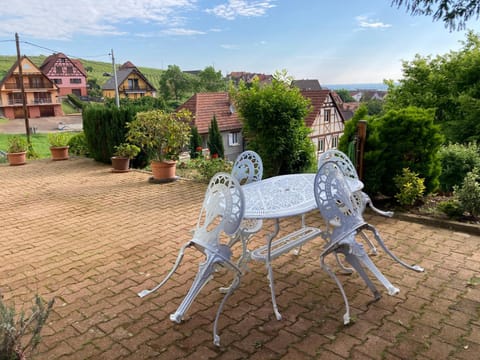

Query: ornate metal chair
left=314, top=161, right=424, bottom=325
left=318, top=149, right=393, bottom=259
left=230, top=150, right=264, bottom=270
left=138, top=172, right=245, bottom=346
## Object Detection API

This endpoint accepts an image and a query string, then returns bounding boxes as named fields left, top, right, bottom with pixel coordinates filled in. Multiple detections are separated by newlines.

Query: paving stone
left=0, top=158, right=479, bottom=359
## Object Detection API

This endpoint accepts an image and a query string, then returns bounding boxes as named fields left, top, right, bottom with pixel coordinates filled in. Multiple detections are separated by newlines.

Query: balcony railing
left=4, top=83, right=55, bottom=90
left=6, top=98, right=60, bottom=105
left=120, top=86, right=149, bottom=93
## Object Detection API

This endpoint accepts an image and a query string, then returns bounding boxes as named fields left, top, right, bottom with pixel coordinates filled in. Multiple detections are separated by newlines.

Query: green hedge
left=82, top=104, right=137, bottom=163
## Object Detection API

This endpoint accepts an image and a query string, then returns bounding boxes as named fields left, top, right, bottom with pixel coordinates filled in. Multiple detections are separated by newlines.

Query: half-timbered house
left=40, top=53, right=88, bottom=97
left=0, top=56, right=62, bottom=119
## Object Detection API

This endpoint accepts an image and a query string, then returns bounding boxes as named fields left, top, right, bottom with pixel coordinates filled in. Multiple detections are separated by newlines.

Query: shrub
left=67, top=93, right=85, bottom=110
left=7, top=136, right=27, bottom=153
left=438, top=142, right=480, bottom=193
left=68, top=132, right=89, bottom=156
left=437, top=199, right=464, bottom=219
left=83, top=104, right=137, bottom=163
left=189, top=157, right=232, bottom=182
left=454, top=167, right=480, bottom=218
left=0, top=294, right=54, bottom=360
left=48, top=132, right=71, bottom=147
left=393, top=168, right=426, bottom=206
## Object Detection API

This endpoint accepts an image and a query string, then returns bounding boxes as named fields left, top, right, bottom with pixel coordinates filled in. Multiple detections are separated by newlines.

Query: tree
left=384, top=31, right=480, bottom=143
left=335, top=89, right=355, bottom=102
left=207, top=115, right=224, bottom=158
left=159, top=65, right=191, bottom=100
left=391, top=0, right=480, bottom=31
left=233, top=72, right=316, bottom=177
left=368, top=107, right=444, bottom=196
left=189, top=126, right=203, bottom=159
left=198, top=66, right=226, bottom=92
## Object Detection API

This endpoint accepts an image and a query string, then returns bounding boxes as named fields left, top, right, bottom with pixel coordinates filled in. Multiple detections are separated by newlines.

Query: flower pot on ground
left=48, top=132, right=71, bottom=161
left=6, top=136, right=27, bottom=166
left=111, top=143, right=140, bottom=173
left=126, top=109, right=192, bottom=182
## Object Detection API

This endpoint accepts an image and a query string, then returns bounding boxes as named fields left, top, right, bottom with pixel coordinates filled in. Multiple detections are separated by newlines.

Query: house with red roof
left=177, top=89, right=346, bottom=161
left=40, top=53, right=88, bottom=97
left=0, top=56, right=62, bottom=119
left=176, top=92, right=244, bottom=161
left=300, top=89, right=346, bottom=158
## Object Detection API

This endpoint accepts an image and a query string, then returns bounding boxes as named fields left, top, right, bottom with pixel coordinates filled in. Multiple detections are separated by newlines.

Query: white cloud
left=221, top=44, right=240, bottom=50
left=0, top=0, right=197, bottom=39
left=356, top=16, right=392, bottom=29
left=161, top=28, right=206, bottom=36
left=206, top=0, right=276, bottom=20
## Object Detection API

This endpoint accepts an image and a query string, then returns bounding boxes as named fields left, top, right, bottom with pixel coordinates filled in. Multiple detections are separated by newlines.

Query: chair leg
left=362, top=193, right=394, bottom=217
left=336, top=245, right=382, bottom=300
left=359, top=230, right=378, bottom=255
left=138, top=241, right=191, bottom=298
left=170, top=249, right=219, bottom=323
left=334, top=252, right=354, bottom=274
left=365, top=224, right=424, bottom=272
left=320, top=253, right=351, bottom=325
left=344, top=239, right=400, bottom=296
left=213, top=267, right=241, bottom=346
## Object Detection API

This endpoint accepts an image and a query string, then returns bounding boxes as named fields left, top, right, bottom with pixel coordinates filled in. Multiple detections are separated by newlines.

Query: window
left=317, top=138, right=324, bottom=152
left=56, top=66, right=62, bottom=74
left=128, top=78, right=139, bottom=89
left=332, top=136, right=339, bottom=148
left=66, top=66, right=73, bottom=74
left=70, top=78, right=82, bottom=84
left=324, top=109, right=331, bottom=122
left=228, top=132, right=240, bottom=146
left=53, top=79, right=62, bottom=84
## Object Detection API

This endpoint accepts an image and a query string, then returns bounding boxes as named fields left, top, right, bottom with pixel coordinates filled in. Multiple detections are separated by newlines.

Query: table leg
left=266, top=219, right=282, bottom=320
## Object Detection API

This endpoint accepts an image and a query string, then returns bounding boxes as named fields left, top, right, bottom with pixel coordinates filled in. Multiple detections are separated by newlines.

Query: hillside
left=0, top=55, right=164, bottom=90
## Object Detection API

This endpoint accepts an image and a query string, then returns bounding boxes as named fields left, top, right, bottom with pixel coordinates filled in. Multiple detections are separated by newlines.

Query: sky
left=0, top=0, right=479, bottom=85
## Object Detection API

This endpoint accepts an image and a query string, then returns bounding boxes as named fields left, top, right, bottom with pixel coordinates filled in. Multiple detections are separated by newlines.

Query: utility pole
left=110, top=49, right=120, bottom=108
left=15, top=33, right=31, bottom=146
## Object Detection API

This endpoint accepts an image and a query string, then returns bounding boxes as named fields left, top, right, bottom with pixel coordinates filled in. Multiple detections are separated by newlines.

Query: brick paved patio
left=1, top=158, right=479, bottom=359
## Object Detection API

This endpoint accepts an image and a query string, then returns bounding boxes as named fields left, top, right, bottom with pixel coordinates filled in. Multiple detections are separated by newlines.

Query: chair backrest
left=318, top=149, right=358, bottom=183
left=314, top=161, right=365, bottom=244
left=231, top=150, right=263, bottom=185
left=194, top=172, right=245, bottom=246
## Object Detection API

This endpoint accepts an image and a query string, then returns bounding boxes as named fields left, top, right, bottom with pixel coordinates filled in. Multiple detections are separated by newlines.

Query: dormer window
left=229, top=104, right=235, bottom=114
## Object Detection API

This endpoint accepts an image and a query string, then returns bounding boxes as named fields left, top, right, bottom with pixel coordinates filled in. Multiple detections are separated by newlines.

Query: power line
left=20, top=40, right=109, bottom=60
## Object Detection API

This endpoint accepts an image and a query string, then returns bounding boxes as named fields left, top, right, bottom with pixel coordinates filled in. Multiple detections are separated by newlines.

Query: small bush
left=68, top=132, right=89, bottom=156
left=454, top=167, right=480, bottom=218
left=438, top=142, right=480, bottom=193
left=188, top=158, right=233, bottom=182
left=0, top=294, right=54, bottom=360
left=437, top=199, right=464, bottom=219
left=394, top=168, right=426, bottom=206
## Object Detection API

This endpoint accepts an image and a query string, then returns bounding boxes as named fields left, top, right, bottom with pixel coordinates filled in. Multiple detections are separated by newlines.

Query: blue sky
left=0, top=0, right=479, bottom=85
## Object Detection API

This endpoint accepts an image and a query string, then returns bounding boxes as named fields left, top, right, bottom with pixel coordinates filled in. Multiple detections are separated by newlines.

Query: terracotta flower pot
left=7, top=151, right=27, bottom=166
left=111, top=156, right=130, bottom=173
left=50, top=146, right=69, bottom=161
left=150, top=160, right=177, bottom=183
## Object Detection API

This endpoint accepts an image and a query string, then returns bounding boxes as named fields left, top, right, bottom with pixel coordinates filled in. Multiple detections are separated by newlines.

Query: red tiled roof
left=176, top=92, right=242, bottom=134
left=301, top=89, right=345, bottom=127
left=119, top=61, right=136, bottom=70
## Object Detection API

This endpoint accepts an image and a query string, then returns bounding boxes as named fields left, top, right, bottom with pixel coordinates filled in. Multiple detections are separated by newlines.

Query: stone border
left=393, top=212, right=480, bottom=236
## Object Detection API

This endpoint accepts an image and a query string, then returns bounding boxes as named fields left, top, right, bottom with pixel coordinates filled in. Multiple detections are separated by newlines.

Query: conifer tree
left=189, top=126, right=202, bottom=159
left=207, top=115, right=224, bottom=158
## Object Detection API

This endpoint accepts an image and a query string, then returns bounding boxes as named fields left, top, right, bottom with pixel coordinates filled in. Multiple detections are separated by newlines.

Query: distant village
left=0, top=53, right=387, bottom=161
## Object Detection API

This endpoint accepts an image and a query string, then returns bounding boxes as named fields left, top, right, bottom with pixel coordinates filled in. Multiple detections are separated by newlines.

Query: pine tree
left=207, top=115, right=224, bottom=158
left=189, top=126, right=203, bottom=159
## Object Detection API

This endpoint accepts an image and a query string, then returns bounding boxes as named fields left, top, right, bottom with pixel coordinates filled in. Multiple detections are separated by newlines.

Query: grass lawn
left=0, top=133, right=71, bottom=159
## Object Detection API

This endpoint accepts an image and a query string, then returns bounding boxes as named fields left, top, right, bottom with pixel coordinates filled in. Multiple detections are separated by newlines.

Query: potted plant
left=6, top=136, right=28, bottom=166
left=126, top=109, right=192, bottom=182
left=48, top=132, right=70, bottom=161
left=111, top=143, right=140, bottom=173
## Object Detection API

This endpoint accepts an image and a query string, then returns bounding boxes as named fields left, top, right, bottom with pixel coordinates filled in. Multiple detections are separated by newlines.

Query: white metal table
left=242, top=173, right=322, bottom=320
